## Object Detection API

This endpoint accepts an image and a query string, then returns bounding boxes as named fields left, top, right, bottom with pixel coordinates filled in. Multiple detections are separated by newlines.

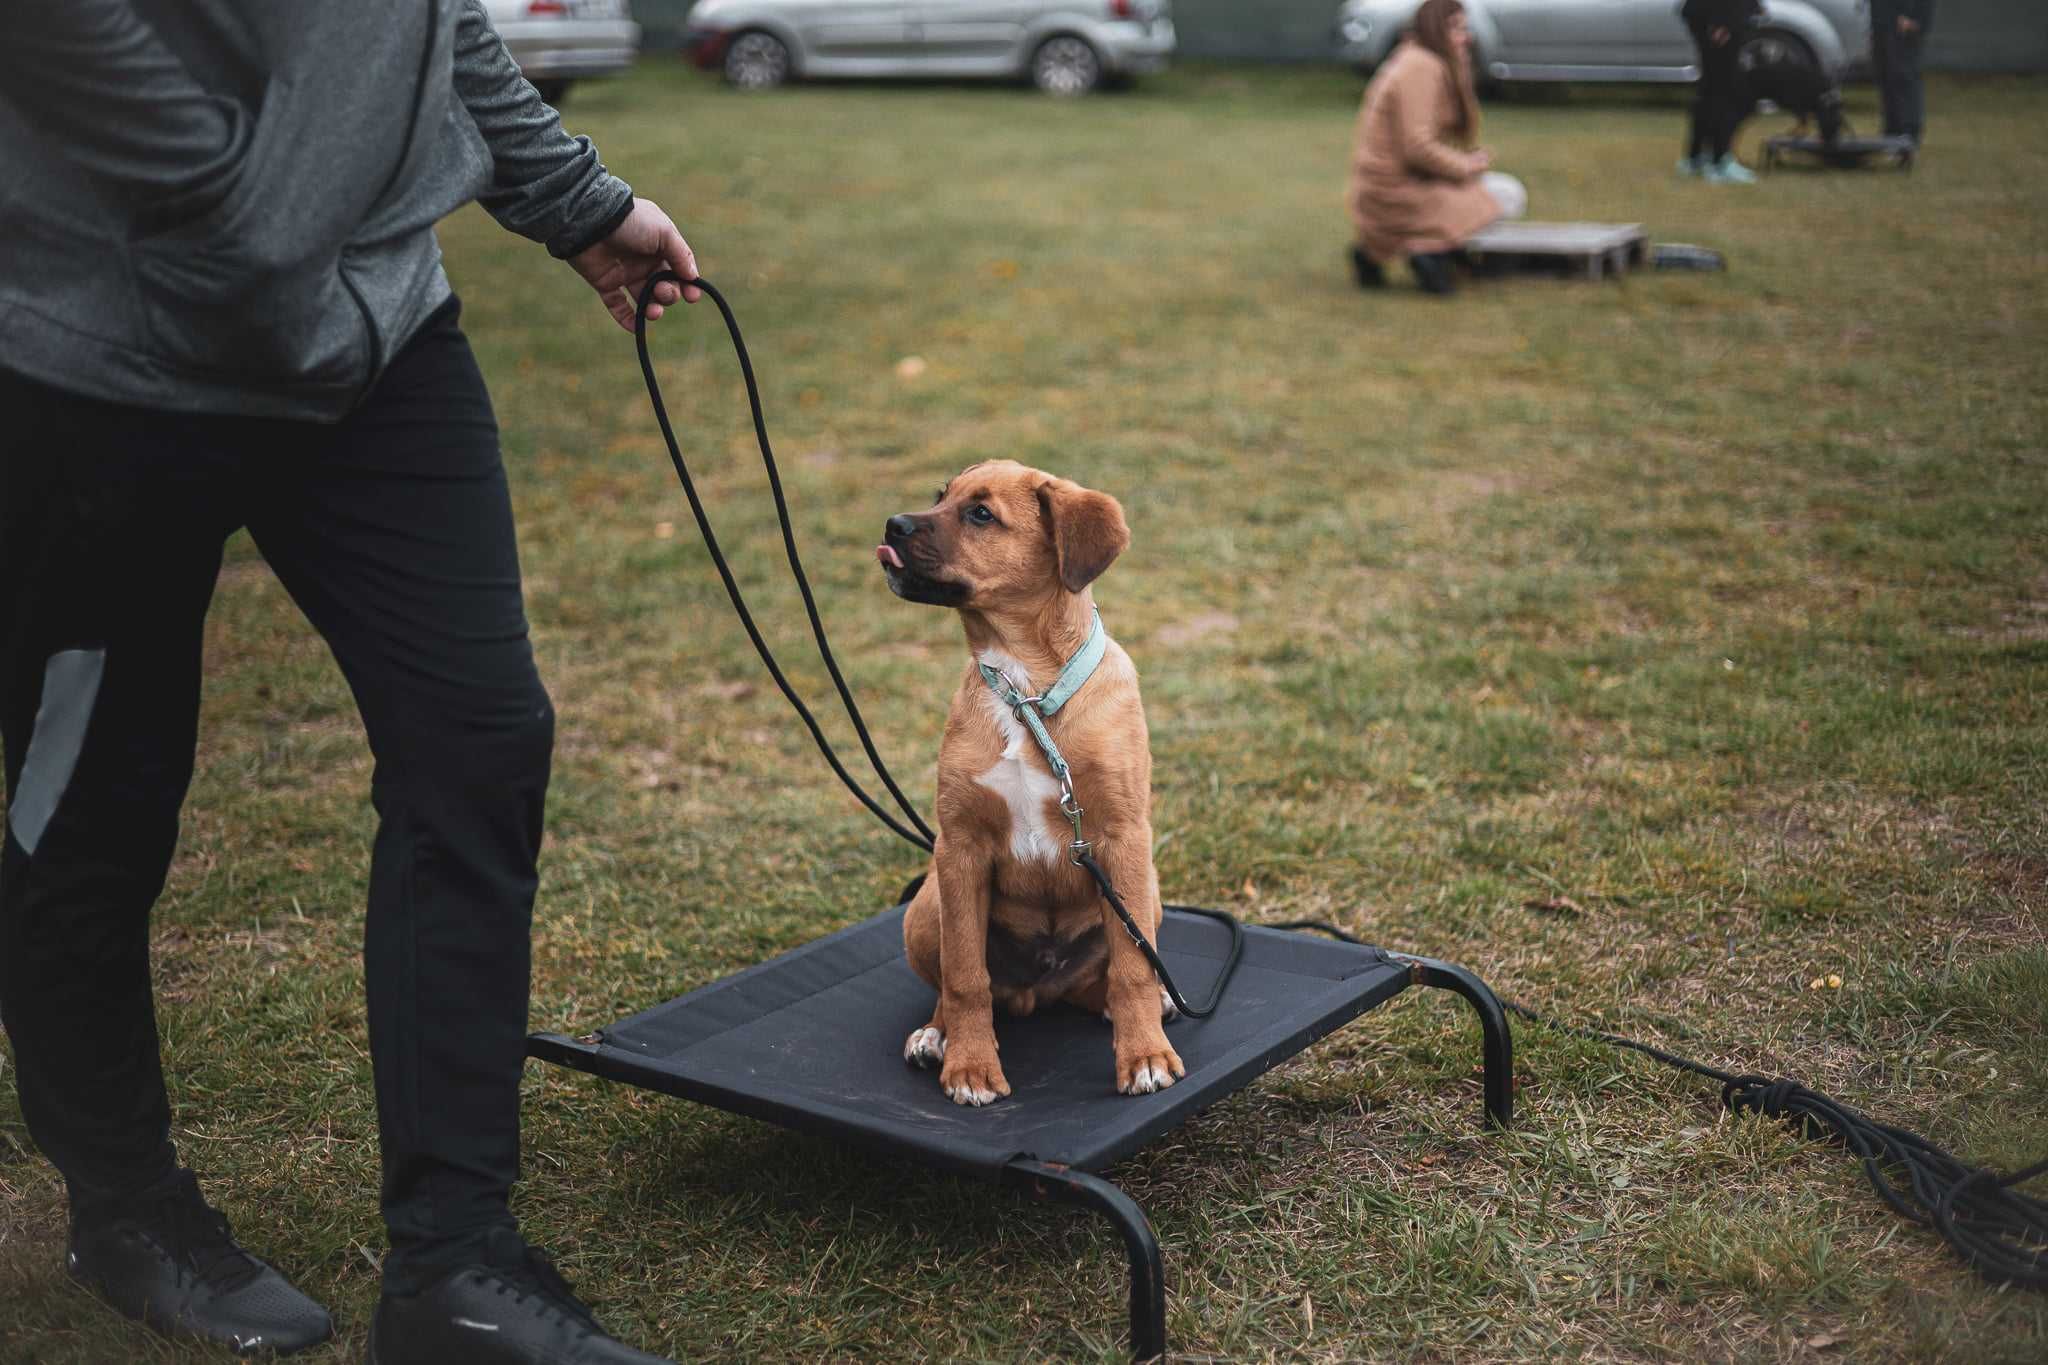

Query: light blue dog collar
left=976, top=610, right=1106, bottom=861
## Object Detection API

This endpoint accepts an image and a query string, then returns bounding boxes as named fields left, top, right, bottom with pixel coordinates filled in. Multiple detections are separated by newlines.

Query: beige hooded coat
left=1346, top=42, right=1500, bottom=262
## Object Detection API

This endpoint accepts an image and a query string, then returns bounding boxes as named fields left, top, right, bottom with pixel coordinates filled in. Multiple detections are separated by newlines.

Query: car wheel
left=1031, top=36, right=1102, bottom=96
left=1741, top=29, right=1818, bottom=73
left=724, top=30, right=791, bottom=90
left=531, top=79, right=571, bottom=105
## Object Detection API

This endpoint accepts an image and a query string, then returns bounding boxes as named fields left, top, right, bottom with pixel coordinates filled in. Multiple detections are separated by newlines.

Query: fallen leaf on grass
left=1523, top=896, right=1584, bottom=917
left=894, top=355, right=928, bottom=380
left=1806, top=1329, right=1849, bottom=1350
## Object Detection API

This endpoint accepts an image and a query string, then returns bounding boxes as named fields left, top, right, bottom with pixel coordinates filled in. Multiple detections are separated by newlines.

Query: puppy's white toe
left=1121, top=1062, right=1176, bottom=1095
left=1159, top=986, right=1180, bottom=1022
left=904, top=1026, right=947, bottom=1068
left=945, top=1083, right=997, bottom=1106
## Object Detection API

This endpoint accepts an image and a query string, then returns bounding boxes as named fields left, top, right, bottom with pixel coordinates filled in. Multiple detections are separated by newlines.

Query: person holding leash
left=0, top=2, right=694, bottom=1360
left=1871, top=0, right=1935, bottom=145
left=1678, top=0, right=1764, bottom=183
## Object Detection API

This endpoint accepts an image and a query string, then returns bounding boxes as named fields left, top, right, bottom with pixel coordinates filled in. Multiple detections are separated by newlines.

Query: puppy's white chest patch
left=975, top=650, right=1066, bottom=865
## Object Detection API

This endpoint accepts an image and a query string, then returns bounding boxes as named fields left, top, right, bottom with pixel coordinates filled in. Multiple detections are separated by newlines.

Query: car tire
left=531, top=78, right=572, bottom=105
left=1031, top=35, right=1102, bottom=96
left=723, top=30, right=791, bottom=90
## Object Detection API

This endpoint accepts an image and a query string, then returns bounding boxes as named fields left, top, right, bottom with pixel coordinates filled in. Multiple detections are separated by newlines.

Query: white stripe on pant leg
left=7, top=650, right=105, bottom=857
left=1481, top=171, right=1528, bottom=221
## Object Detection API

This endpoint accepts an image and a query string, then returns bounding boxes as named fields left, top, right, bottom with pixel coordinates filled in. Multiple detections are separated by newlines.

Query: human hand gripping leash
left=629, top=273, right=2047, bottom=1290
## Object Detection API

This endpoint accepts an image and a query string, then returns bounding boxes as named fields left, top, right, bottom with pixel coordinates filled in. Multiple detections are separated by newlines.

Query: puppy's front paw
left=939, top=1051, right=1010, bottom=1107
left=1117, top=1043, right=1185, bottom=1096
left=903, top=1025, right=947, bottom=1069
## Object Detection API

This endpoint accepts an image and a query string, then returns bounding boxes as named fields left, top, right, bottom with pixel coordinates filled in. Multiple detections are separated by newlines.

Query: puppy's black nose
left=884, top=514, right=920, bottom=542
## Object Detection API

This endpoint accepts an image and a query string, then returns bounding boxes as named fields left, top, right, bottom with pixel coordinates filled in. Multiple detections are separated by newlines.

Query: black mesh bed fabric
left=529, top=905, right=1415, bottom=1178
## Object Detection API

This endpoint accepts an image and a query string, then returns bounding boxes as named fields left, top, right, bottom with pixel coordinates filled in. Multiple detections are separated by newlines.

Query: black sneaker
left=1409, top=252, right=1458, bottom=296
left=1349, top=245, right=1386, bottom=289
left=67, top=1169, right=334, bottom=1356
left=369, top=1227, right=673, bottom=1364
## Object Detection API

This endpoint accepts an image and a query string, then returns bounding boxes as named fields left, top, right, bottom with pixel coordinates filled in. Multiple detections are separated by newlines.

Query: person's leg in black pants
left=1685, top=39, right=1744, bottom=170
left=241, top=302, right=554, bottom=1293
left=0, top=371, right=339, bottom=1350
left=1704, top=48, right=1743, bottom=163
left=1871, top=7, right=1927, bottom=143
left=0, top=383, right=239, bottom=1215
left=1, top=299, right=566, bottom=1347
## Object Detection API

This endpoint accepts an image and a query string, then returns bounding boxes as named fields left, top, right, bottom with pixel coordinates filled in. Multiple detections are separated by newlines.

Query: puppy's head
left=876, top=460, right=1128, bottom=611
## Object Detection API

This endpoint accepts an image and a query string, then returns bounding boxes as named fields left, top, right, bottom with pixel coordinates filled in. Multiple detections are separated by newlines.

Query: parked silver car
left=487, top=0, right=639, bottom=104
left=1334, top=0, right=1870, bottom=83
left=683, top=0, right=1176, bottom=95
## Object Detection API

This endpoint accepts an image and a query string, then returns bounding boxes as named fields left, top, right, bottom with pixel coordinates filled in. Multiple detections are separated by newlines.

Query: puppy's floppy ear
left=1037, top=479, right=1130, bottom=593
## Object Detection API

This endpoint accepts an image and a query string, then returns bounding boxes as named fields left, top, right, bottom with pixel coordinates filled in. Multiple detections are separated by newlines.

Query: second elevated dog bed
left=1761, top=133, right=1917, bottom=171
left=530, top=903, right=1513, bottom=1360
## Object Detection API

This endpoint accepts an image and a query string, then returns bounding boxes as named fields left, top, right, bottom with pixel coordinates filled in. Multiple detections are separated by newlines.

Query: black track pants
left=1870, top=4, right=1927, bottom=141
left=1688, top=41, right=1747, bottom=163
left=0, top=299, right=552, bottom=1291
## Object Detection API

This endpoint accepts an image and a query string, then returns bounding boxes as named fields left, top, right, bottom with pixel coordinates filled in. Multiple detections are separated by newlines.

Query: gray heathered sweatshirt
left=0, top=0, right=635, bottom=421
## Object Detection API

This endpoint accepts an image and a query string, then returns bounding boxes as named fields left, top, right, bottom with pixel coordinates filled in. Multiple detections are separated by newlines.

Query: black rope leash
left=1078, top=851, right=1242, bottom=1019
left=1281, top=920, right=2048, bottom=1290
left=631, top=275, right=2048, bottom=1291
left=634, top=272, right=934, bottom=853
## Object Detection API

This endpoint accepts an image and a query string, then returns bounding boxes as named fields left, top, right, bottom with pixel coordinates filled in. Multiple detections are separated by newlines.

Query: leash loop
left=633, top=271, right=936, bottom=853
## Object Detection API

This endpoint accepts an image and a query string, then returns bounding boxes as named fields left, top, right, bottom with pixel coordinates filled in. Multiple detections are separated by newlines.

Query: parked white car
left=1334, top=0, right=1870, bottom=83
left=486, top=0, right=640, bottom=104
left=683, top=0, right=1176, bottom=95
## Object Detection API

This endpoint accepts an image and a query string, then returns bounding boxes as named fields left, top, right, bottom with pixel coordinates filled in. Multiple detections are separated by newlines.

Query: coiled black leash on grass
left=1279, top=918, right=2048, bottom=1290
left=631, top=274, right=2047, bottom=1289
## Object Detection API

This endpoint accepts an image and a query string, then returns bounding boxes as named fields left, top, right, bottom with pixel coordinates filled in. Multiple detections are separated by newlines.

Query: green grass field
left=3, top=60, right=2045, bottom=1363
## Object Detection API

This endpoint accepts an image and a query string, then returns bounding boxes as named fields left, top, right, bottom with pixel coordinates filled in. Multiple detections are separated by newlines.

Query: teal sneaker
left=1675, top=155, right=1702, bottom=177
left=1703, top=155, right=1757, bottom=185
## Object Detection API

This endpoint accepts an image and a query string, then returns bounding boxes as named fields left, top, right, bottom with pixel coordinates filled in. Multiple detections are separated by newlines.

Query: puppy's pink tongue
left=876, top=544, right=904, bottom=569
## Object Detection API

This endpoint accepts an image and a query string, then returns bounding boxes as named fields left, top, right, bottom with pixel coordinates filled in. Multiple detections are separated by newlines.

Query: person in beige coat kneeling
left=1346, top=0, right=1526, bottom=296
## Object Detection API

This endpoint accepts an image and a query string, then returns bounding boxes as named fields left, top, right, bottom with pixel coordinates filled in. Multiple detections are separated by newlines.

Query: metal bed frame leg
left=1400, top=956, right=1516, bottom=1130
left=1003, top=1158, right=1167, bottom=1363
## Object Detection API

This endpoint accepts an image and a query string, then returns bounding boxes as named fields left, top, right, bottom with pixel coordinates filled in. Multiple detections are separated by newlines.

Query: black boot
left=1409, top=252, right=1458, bottom=296
left=370, top=1227, right=674, bottom=1364
left=66, top=1169, right=334, bottom=1356
left=1349, top=245, right=1386, bottom=289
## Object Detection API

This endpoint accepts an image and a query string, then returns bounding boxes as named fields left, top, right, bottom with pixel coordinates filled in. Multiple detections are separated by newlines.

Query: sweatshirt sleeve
left=0, top=0, right=250, bottom=230
left=451, top=0, right=635, bottom=259
left=1393, top=61, right=1478, bottom=182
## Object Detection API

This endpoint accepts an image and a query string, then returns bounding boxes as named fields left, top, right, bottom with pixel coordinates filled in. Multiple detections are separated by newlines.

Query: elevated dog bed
left=530, top=903, right=1512, bottom=1360
left=1462, top=221, right=1650, bottom=280
left=1761, top=133, right=1916, bottom=172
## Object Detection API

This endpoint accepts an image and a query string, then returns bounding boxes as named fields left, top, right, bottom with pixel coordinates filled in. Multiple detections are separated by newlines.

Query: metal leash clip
left=1059, top=776, right=1089, bottom=864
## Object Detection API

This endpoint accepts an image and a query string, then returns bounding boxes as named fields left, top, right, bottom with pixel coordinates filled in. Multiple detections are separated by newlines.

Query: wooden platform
left=1463, top=221, right=1649, bottom=281
left=1762, top=134, right=1916, bottom=172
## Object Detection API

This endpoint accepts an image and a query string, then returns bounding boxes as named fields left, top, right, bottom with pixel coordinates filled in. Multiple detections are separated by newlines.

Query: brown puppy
left=878, top=460, right=1183, bottom=1106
